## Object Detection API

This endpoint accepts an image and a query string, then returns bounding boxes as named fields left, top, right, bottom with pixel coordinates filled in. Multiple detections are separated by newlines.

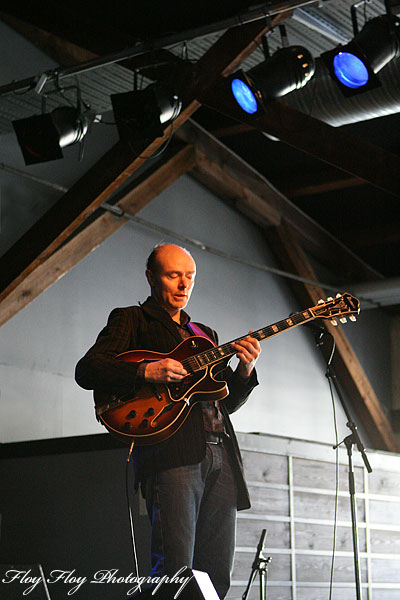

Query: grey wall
left=0, top=173, right=392, bottom=449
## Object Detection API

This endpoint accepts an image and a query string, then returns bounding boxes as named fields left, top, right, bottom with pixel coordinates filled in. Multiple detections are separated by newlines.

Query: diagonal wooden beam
left=0, top=12, right=97, bottom=65
left=0, top=144, right=195, bottom=327
left=200, top=89, right=400, bottom=197
left=277, top=171, right=365, bottom=198
left=0, top=4, right=137, bottom=56
left=178, top=119, right=382, bottom=283
left=0, top=13, right=291, bottom=306
left=265, top=221, right=399, bottom=452
left=1, top=11, right=185, bottom=80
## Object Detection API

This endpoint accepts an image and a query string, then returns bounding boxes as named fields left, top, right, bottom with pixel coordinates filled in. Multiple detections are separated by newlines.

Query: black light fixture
left=12, top=106, right=92, bottom=165
left=321, top=14, right=400, bottom=96
left=230, top=45, right=315, bottom=115
left=111, top=83, right=181, bottom=143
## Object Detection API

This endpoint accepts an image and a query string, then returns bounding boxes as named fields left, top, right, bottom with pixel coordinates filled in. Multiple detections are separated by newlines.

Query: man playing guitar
left=75, top=243, right=261, bottom=599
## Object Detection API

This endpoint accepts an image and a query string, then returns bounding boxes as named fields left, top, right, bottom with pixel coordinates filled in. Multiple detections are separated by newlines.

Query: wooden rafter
left=277, top=172, right=365, bottom=198
left=199, top=90, right=400, bottom=197
left=0, top=12, right=97, bottom=65
left=265, top=222, right=399, bottom=452
left=178, top=119, right=382, bottom=283
left=0, top=144, right=195, bottom=327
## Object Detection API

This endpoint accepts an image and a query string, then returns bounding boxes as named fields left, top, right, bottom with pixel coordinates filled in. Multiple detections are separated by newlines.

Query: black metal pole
left=344, top=434, right=362, bottom=600
left=304, top=326, right=372, bottom=600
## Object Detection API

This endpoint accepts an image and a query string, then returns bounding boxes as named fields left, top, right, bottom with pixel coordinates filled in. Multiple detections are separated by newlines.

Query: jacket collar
left=140, top=296, right=191, bottom=342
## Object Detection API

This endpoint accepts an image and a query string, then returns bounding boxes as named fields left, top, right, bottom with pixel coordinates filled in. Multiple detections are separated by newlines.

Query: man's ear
left=145, top=269, right=155, bottom=287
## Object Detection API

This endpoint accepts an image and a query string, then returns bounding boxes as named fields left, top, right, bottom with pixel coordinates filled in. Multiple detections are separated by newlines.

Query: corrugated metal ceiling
left=0, top=0, right=387, bottom=133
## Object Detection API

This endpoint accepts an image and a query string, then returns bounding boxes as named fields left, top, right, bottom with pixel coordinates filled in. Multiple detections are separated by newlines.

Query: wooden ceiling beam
left=0, top=12, right=97, bottom=65
left=278, top=172, right=365, bottom=198
left=0, top=5, right=137, bottom=55
left=343, top=223, right=400, bottom=250
left=200, top=91, right=400, bottom=197
left=265, top=222, right=399, bottom=453
left=0, top=144, right=195, bottom=327
left=0, top=13, right=289, bottom=306
left=1, top=12, right=184, bottom=77
left=178, top=119, right=382, bottom=283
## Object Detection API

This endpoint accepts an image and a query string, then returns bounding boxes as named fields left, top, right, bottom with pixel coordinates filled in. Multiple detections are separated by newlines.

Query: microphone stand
left=242, top=529, right=271, bottom=600
left=307, top=325, right=372, bottom=600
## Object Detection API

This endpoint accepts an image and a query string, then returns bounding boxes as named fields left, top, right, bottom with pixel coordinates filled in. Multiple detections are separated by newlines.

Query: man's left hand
left=232, top=332, right=261, bottom=379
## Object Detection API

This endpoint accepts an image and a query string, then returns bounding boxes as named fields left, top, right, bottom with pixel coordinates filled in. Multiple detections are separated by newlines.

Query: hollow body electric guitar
left=99, top=293, right=360, bottom=445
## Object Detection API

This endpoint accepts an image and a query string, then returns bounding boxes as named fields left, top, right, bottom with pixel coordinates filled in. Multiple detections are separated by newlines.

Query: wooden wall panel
left=369, top=499, right=400, bottom=525
left=296, top=589, right=368, bottom=600
left=295, top=523, right=366, bottom=553
left=295, top=555, right=368, bottom=583
left=293, top=491, right=366, bottom=522
left=241, top=451, right=288, bottom=485
left=370, top=529, right=400, bottom=555
left=368, top=468, right=400, bottom=495
left=236, top=519, right=290, bottom=550
left=292, top=457, right=364, bottom=491
left=370, top=559, right=400, bottom=582
left=227, top=433, right=400, bottom=600
left=246, top=486, right=289, bottom=516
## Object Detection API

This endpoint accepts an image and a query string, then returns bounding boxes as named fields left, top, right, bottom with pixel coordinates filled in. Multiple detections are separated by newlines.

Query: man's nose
left=178, top=277, right=189, bottom=288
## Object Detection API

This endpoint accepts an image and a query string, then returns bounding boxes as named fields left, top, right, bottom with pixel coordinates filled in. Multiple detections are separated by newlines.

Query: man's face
left=146, top=245, right=196, bottom=316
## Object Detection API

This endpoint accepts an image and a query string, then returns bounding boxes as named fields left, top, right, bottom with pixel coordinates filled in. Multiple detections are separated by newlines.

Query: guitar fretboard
left=182, top=309, right=314, bottom=373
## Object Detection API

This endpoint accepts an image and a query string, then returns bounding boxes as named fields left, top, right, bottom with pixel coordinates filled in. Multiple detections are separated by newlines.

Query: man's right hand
left=144, top=359, right=188, bottom=383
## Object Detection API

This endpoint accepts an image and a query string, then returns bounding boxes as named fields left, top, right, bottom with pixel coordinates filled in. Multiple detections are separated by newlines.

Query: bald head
left=145, top=244, right=196, bottom=320
left=146, top=244, right=194, bottom=275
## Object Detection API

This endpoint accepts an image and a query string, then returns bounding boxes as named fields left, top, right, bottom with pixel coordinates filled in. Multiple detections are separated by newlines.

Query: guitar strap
left=187, top=322, right=216, bottom=345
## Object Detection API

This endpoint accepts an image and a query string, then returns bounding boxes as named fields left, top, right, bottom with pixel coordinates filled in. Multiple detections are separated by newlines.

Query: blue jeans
left=144, top=442, right=237, bottom=599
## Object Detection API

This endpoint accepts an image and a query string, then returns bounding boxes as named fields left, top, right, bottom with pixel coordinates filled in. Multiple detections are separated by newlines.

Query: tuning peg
left=318, top=299, right=324, bottom=304
left=327, top=297, right=333, bottom=301
left=336, top=293, right=341, bottom=298
left=330, top=319, right=338, bottom=326
left=349, top=315, right=357, bottom=322
left=340, top=317, right=347, bottom=324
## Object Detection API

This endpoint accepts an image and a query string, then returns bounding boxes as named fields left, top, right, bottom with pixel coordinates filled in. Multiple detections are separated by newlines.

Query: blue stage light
left=321, top=15, right=400, bottom=96
left=333, top=52, right=369, bottom=89
left=231, top=77, right=258, bottom=114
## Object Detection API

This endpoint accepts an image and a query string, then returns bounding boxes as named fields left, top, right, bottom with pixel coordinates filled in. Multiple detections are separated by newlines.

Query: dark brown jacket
left=75, top=296, right=258, bottom=510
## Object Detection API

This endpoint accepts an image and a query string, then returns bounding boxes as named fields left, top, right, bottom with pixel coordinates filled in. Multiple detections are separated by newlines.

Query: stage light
left=111, top=83, right=182, bottom=142
left=321, top=14, right=400, bottom=96
left=332, top=52, right=369, bottom=89
left=12, top=107, right=91, bottom=165
left=231, top=77, right=258, bottom=114
left=230, top=45, right=315, bottom=115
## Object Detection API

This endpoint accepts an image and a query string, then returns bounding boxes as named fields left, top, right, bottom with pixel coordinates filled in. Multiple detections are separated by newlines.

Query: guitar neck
left=185, top=308, right=315, bottom=372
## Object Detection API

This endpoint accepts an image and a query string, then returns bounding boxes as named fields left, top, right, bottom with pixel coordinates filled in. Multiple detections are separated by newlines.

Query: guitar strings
left=181, top=309, right=311, bottom=372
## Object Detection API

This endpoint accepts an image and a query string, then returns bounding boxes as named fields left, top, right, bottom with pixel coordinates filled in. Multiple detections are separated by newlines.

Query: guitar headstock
left=310, top=292, right=360, bottom=326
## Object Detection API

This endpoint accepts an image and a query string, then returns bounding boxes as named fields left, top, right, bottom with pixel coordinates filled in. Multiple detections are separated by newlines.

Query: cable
left=125, top=442, right=141, bottom=590
left=101, top=201, right=365, bottom=296
left=324, top=334, right=340, bottom=600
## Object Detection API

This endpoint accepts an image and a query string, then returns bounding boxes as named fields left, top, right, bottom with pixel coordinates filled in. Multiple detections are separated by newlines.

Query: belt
left=205, top=431, right=225, bottom=444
